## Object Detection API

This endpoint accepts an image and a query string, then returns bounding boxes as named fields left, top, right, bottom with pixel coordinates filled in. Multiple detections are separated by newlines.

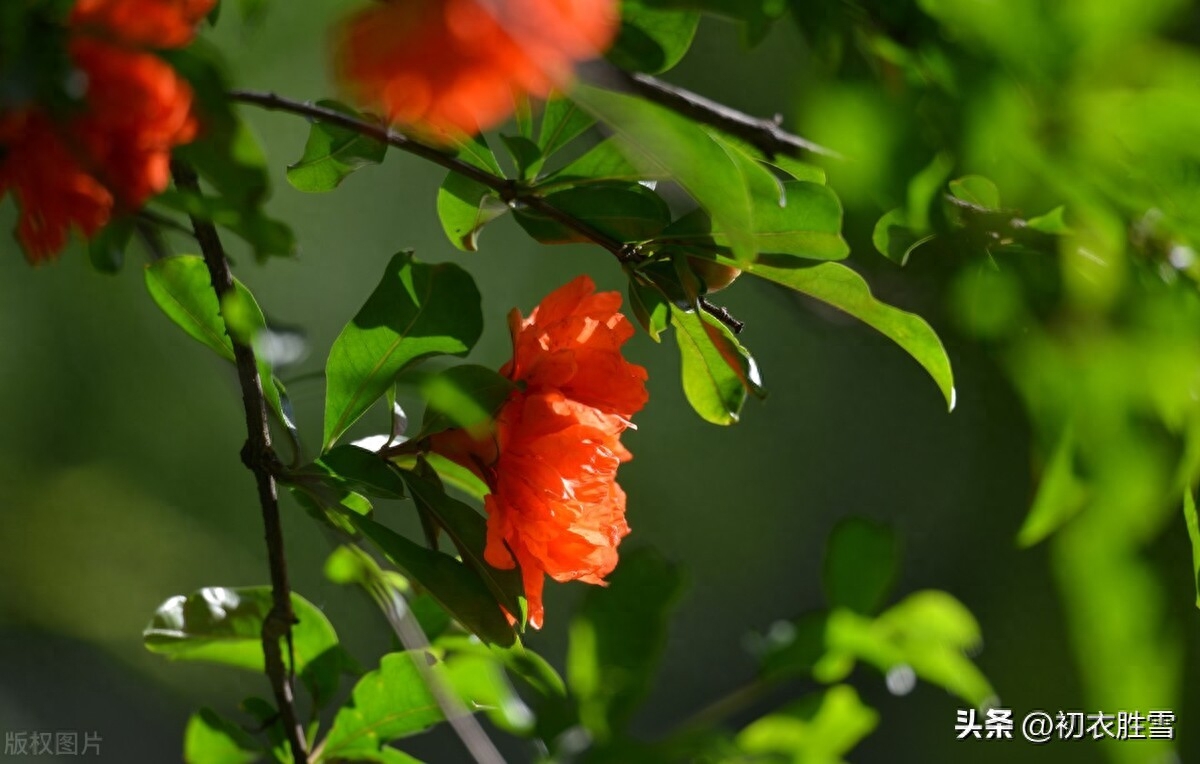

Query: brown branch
left=170, top=160, right=309, bottom=764
left=583, top=64, right=838, bottom=161
left=226, top=89, right=744, bottom=334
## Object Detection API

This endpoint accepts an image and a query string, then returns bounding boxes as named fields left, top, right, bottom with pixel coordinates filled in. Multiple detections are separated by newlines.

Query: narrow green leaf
left=538, top=139, right=650, bottom=189
left=823, top=518, right=900, bottom=615
left=514, top=183, right=671, bottom=245
left=538, top=96, right=595, bottom=158
left=350, top=514, right=515, bottom=646
left=906, top=153, right=954, bottom=232
left=399, top=466, right=527, bottom=628
left=323, top=252, right=483, bottom=450
left=872, top=208, right=920, bottom=264
left=1183, top=488, right=1200, bottom=609
left=1017, top=425, right=1088, bottom=547
left=500, top=134, right=542, bottom=179
left=741, top=261, right=955, bottom=410
left=184, top=708, right=262, bottom=764
left=450, top=133, right=505, bottom=175
left=286, top=99, right=386, bottom=192
left=568, top=548, right=686, bottom=740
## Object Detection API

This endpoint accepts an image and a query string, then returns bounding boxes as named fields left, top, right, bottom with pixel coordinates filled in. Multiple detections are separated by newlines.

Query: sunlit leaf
left=436, top=172, right=509, bottom=251
left=671, top=305, right=763, bottom=425
left=737, top=685, right=878, bottom=763
left=948, top=174, right=1000, bottom=210
left=324, top=252, right=483, bottom=450
left=286, top=99, right=386, bottom=192
left=538, top=95, right=595, bottom=159
left=184, top=708, right=262, bottom=764
left=321, top=651, right=462, bottom=758
left=740, top=261, right=955, bottom=410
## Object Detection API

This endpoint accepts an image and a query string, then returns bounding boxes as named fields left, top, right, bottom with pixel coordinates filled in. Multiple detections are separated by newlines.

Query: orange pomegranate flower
left=334, top=0, right=619, bottom=139
left=0, top=0, right=213, bottom=262
left=71, top=0, right=215, bottom=48
left=431, top=276, right=648, bottom=628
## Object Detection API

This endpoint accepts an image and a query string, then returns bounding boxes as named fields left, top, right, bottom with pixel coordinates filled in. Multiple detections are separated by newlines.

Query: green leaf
left=671, top=305, right=763, bottom=425
left=572, top=84, right=758, bottom=260
left=537, top=96, right=595, bottom=159
left=740, top=261, right=955, bottom=410
left=500, top=134, right=542, bottom=180
left=418, top=364, right=516, bottom=439
left=323, top=252, right=483, bottom=450
left=948, top=174, right=1000, bottom=210
left=145, top=256, right=291, bottom=434
left=823, top=518, right=899, bottom=615
left=164, top=46, right=294, bottom=260
left=391, top=452, right=490, bottom=503
left=449, top=133, right=505, bottom=175
left=568, top=548, right=685, bottom=740
left=872, top=208, right=924, bottom=265
left=302, top=444, right=408, bottom=500
left=88, top=217, right=133, bottom=274
left=737, top=685, right=878, bottom=763
left=154, top=189, right=296, bottom=261
left=1026, top=206, right=1071, bottom=234
left=143, top=587, right=338, bottom=676
left=538, top=139, right=650, bottom=189
left=659, top=180, right=849, bottom=261
left=637, top=0, right=785, bottom=45
left=1017, top=426, right=1088, bottom=547
left=628, top=278, right=671, bottom=342
left=184, top=708, right=262, bottom=764
left=350, top=514, right=515, bottom=646
left=322, top=651, right=457, bottom=758
left=442, top=650, right=535, bottom=735
left=514, top=183, right=672, bottom=245
left=1183, top=488, right=1200, bottom=610
left=906, top=154, right=954, bottom=233
left=286, top=99, right=386, bottom=192
left=819, top=592, right=994, bottom=706
left=436, top=172, right=509, bottom=252
left=399, top=466, right=527, bottom=628
left=608, top=0, right=700, bottom=73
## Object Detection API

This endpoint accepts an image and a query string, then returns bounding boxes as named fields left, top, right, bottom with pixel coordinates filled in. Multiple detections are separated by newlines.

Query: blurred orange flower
left=334, top=0, right=618, bottom=139
left=431, top=276, right=648, bottom=628
left=0, top=0, right=212, bottom=262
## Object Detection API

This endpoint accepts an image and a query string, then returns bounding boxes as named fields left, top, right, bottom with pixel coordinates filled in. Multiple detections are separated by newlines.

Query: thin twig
left=171, top=160, right=310, bottom=764
left=700, top=296, right=745, bottom=334
left=227, top=89, right=745, bottom=334
left=583, top=64, right=838, bottom=161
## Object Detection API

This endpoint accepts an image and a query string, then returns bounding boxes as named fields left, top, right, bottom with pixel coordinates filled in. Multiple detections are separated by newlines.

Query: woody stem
left=170, top=160, right=309, bottom=764
left=225, top=89, right=747, bottom=335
